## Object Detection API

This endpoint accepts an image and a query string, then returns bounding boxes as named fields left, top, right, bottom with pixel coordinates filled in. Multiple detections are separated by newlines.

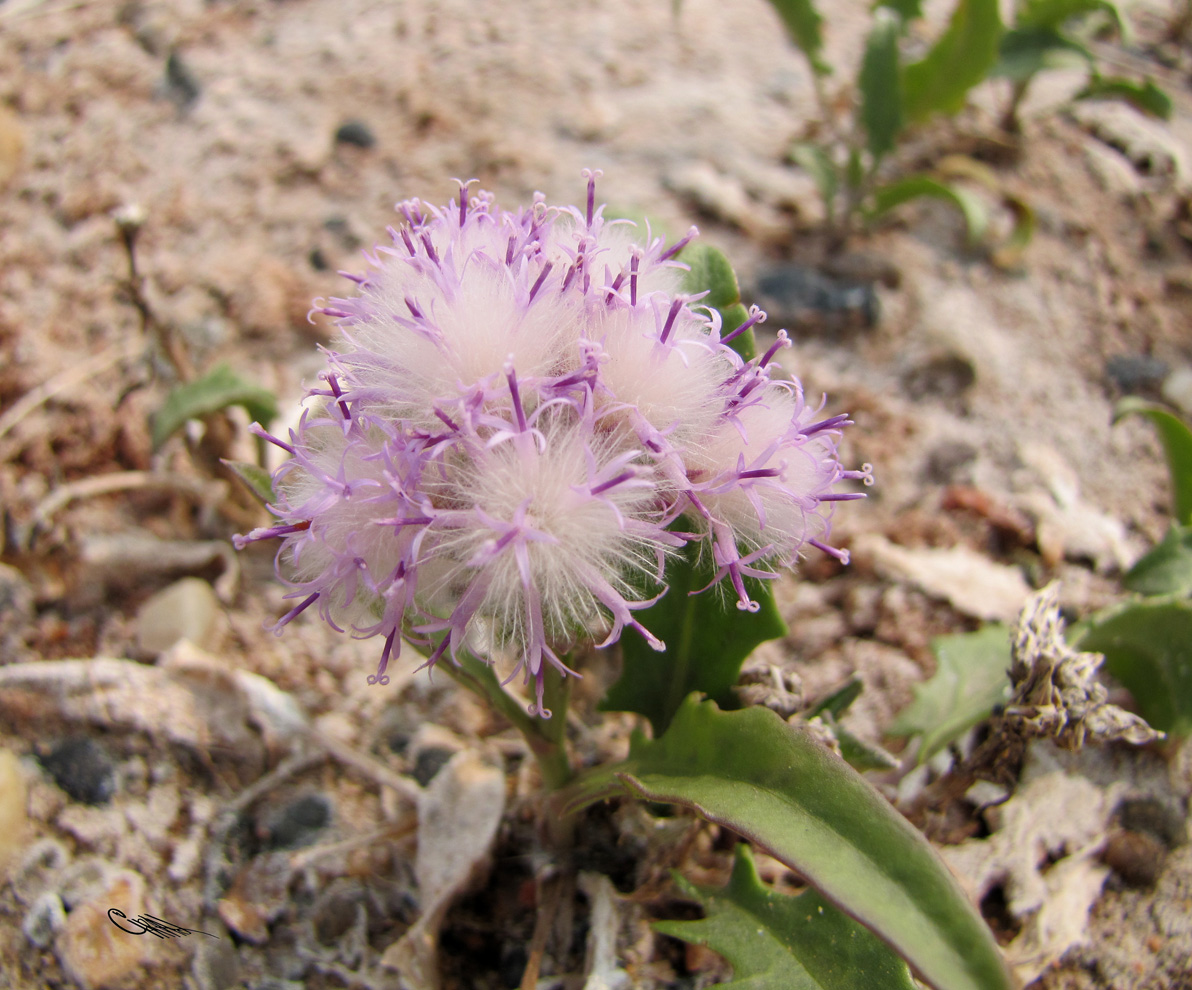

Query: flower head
left=238, top=173, right=870, bottom=715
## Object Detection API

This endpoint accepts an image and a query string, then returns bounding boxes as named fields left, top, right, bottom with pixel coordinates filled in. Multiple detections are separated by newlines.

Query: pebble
left=924, top=440, right=978, bottom=484
left=192, top=936, right=239, bottom=990
left=1103, top=829, right=1167, bottom=887
left=23, top=891, right=67, bottom=948
left=136, top=577, right=222, bottom=654
left=264, top=793, right=332, bottom=850
left=412, top=747, right=455, bottom=787
left=753, top=264, right=879, bottom=331
left=1161, top=366, right=1192, bottom=418
left=1106, top=354, right=1169, bottom=395
left=0, top=749, right=30, bottom=880
left=11, top=838, right=71, bottom=905
left=334, top=119, right=376, bottom=149
left=0, top=563, right=34, bottom=654
left=38, top=738, right=116, bottom=806
left=57, top=870, right=154, bottom=990
left=902, top=352, right=977, bottom=400
left=164, top=51, right=201, bottom=109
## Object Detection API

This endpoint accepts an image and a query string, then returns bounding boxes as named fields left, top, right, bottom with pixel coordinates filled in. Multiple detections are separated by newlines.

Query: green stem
left=440, top=651, right=575, bottom=791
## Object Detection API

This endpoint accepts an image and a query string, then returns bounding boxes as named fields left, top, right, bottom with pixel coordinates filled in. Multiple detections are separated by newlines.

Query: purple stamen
left=583, top=167, right=602, bottom=227
left=721, top=305, right=767, bottom=346
left=405, top=296, right=423, bottom=319
left=420, top=232, right=439, bottom=264
left=367, top=630, right=398, bottom=686
left=809, top=539, right=851, bottom=565
left=802, top=414, right=852, bottom=437
left=591, top=470, right=636, bottom=495
left=505, top=359, right=528, bottom=433
left=434, top=407, right=460, bottom=432
left=325, top=373, right=351, bottom=420
left=629, top=250, right=640, bottom=307
left=506, top=235, right=517, bottom=265
left=401, top=227, right=417, bottom=256
left=529, top=261, right=553, bottom=301
left=659, top=225, right=698, bottom=262
left=275, top=592, right=319, bottom=630
left=660, top=298, right=684, bottom=344
left=842, top=463, right=875, bottom=486
left=759, top=330, right=791, bottom=368
left=250, top=423, right=295, bottom=455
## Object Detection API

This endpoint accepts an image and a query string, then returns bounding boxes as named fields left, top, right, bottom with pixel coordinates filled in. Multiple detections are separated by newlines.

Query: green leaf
left=808, top=676, right=864, bottom=719
left=901, top=0, right=1003, bottom=122
left=1114, top=398, right=1192, bottom=525
left=221, top=459, right=276, bottom=505
left=151, top=364, right=279, bottom=450
left=1076, top=76, right=1174, bottom=120
left=992, top=27, right=1093, bottom=82
left=680, top=243, right=758, bottom=361
left=889, top=625, right=1012, bottom=762
left=1016, top=0, right=1125, bottom=33
left=789, top=143, right=839, bottom=223
left=1123, top=525, right=1192, bottom=597
left=572, top=697, right=1013, bottom=990
left=1077, top=597, right=1192, bottom=736
left=859, top=9, right=905, bottom=161
left=876, top=0, right=924, bottom=22
left=869, top=175, right=990, bottom=248
left=599, top=543, right=787, bottom=735
left=767, top=0, right=829, bottom=75
left=681, top=242, right=743, bottom=311
left=657, top=845, right=918, bottom=989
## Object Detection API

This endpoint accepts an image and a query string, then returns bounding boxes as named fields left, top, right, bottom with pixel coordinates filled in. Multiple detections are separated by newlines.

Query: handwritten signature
left=107, top=909, right=220, bottom=940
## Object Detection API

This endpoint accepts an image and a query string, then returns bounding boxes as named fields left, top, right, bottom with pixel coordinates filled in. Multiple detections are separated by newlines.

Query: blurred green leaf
left=1124, top=525, right=1192, bottom=597
left=1076, top=76, right=1173, bottom=120
left=1078, top=597, right=1192, bottom=736
left=657, top=845, right=918, bottom=989
left=860, top=9, right=905, bottom=161
left=991, top=195, right=1037, bottom=268
left=680, top=242, right=757, bottom=360
left=869, top=175, right=990, bottom=247
left=790, top=143, right=839, bottom=223
left=221, top=459, right=276, bottom=505
left=151, top=364, right=278, bottom=450
left=599, top=544, right=786, bottom=735
left=876, top=0, right=924, bottom=22
left=902, top=0, right=1003, bottom=122
left=1016, top=0, right=1125, bottom=33
left=808, top=676, right=864, bottom=719
left=1114, top=398, right=1192, bottom=525
left=889, top=625, right=1012, bottom=762
left=992, top=27, right=1093, bottom=82
left=767, top=0, right=829, bottom=75
left=571, top=697, right=1014, bottom=990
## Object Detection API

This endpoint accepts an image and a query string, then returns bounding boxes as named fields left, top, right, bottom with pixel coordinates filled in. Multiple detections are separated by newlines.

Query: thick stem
left=440, top=651, right=574, bottom=791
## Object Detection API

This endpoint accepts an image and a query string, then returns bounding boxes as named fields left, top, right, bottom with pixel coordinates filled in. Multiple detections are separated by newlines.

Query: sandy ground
left=1, top=0, right=1192, bottom=987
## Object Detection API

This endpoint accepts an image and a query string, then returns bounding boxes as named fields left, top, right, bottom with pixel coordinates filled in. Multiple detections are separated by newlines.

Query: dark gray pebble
left=38, top=737, right=116, bottom=806
left=1106, top=354, right=1169, bottom=395
left=264, top=793, right=331, bottom=850
left=165, top=52, right=201, bottom=109
left=412, top=746, right=454, bottom=787
left=752, top=265, right=879, bottom=331
left=334, top=120, right=376, bottom=149
left=902, top=353, right=977, bottom=400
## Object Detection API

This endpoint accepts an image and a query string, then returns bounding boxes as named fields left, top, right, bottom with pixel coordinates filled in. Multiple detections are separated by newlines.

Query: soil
left=1, top=0, right=1191, bottom=988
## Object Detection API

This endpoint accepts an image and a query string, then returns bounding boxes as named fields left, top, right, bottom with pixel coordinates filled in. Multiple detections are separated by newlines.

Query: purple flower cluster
left=238, top=173, right=870, bottom=715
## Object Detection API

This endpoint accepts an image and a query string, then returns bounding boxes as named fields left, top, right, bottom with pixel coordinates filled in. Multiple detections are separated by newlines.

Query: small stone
left=136, top=577, right=222, bottom=654
left=902, top=353, right=977, bottom=400
left=0, top=750, right=30, bottom=880
left=412, top=747, right=455, bottom=787
left=264, top=793, right=332, bottom=850
left=11, top=838, right=71, bottom=905
left=1103, top=829, right=1167, bottom=887
left=334, top=119, right=376, bottom=149
left=164, top=51, right=201, bottom=109
left=57, top=870, right=155, bottom=990
left=0, top=563, right=34, bottom=655
left=1117, top=797, right=1186, bottom=848
left=925, top=441, right=978, bottom=484
left=1106, top=354, right=1169, bottom=394
left=39, top=738, right=116, bottom=806
left=23, top=891, right=67, bottom=948
left=754, top=264, right=879, bottom=330
left=192, top=936, right=238, bottom=990
left=1161, top=366, right=1192, bottom=418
